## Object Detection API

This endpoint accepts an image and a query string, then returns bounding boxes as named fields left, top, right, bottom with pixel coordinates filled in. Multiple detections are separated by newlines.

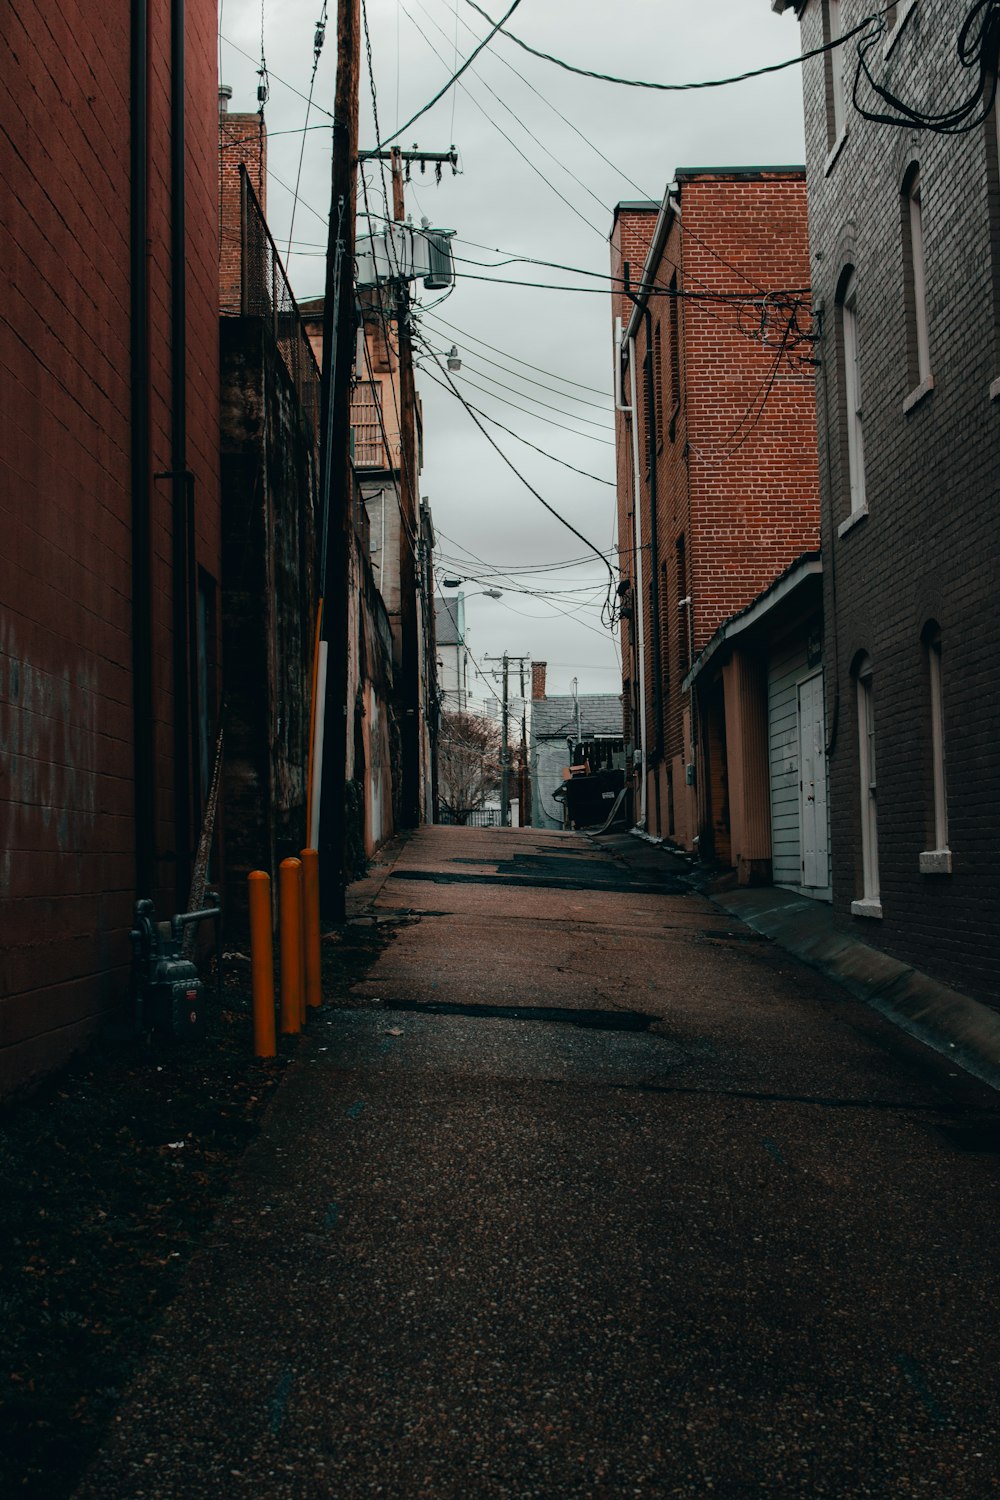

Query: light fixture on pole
left=446, top=344, right=462, bottom=371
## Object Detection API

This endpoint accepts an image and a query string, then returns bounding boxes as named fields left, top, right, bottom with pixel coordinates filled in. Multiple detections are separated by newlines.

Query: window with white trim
left=902, top=166, right=931, bottom=393
left=839, top=269, right=866, bottom=518
left=854, top=656, right=880, bottom=913
left=825, top=0, right=846, bottom=149
left=920, top=626, right=950, bottom=871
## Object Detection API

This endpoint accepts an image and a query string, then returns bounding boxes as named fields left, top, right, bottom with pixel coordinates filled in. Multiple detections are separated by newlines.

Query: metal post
left=500, top=652, right=510, bottom=827
left=248, top=871, right=276, bottom=1058
left=279, top=857, right=303, bottom=1034
left=301, top=848, right=322, bottom=1009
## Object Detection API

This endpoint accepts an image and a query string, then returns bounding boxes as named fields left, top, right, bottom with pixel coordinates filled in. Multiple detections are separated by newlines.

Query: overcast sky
left=220, top=0, right=804, bottom=704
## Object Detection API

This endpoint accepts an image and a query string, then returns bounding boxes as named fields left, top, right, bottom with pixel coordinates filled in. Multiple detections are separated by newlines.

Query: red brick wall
left=611, top=174, right=820, bottom=843
left=220, top=111, right=267, bottom=311
left=0, top=0, right=221, bottom=1094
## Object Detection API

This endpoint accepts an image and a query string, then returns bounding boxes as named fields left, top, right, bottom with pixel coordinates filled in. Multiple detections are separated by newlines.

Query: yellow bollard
left=248, top=870, right=276, bottom=1059
left=300, top=848, right=322, bottom=1010
left=279, top=857, right=303, bottom=1035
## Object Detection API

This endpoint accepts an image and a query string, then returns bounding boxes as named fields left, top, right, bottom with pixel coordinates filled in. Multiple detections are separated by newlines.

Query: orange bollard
left=248, top=871, right=276, bottom=1059
left=279, top=857, right=303, bottom=1035
left=300, top=848, right=322, bottom=1010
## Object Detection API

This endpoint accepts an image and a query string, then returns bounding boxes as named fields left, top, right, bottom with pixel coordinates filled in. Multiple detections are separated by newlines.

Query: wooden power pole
left=315, top=0, right=361, bottom=919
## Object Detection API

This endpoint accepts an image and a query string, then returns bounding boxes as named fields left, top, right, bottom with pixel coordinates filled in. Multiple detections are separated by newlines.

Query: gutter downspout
left=615, top=316, right=647, bottom=828
left=170, top=0, right=193, bottom=907
left=131, top=0, right=154, bottom=899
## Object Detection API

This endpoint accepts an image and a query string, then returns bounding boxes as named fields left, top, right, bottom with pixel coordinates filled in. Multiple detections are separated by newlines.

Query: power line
left=418, top=361, right=617, bottom=485
left=853, top=2, right=1000, bottom=135
left=377, top=0, right=523, bottom=149
left=426, top=311, right=610, bottom=395
left=285, top=4, right=329, bottom=265
left=408, top=0, right=613, bottom=221
left=440, top=346, right=613, bottom=412
left=418, top=340, right=618, bottom=625
left=397, top=0, right=605, bottom=237
left=220, top=33, right=336, bottom=116
left=423, top=351, right=614, bottom=432
left=463, top=0, right=887, bottom=93
left=419, top=358, right=615, bottom=444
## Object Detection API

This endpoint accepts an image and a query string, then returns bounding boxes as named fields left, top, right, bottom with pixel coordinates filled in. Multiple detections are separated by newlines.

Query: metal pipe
left=641, top=303, right=665, bottom=834
left=620, top=321, right=648, bottom=829
left=170, top=0, right=193, bottom=907
left=279, top=858, right=303, bottom=1034
left=130, top=0, right=154, bottom=898
left=248, top=871, right=276, bottom=1058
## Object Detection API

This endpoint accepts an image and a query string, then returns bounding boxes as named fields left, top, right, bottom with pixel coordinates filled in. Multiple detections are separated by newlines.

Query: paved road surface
left=76, top=826, right=1000, bottom=1498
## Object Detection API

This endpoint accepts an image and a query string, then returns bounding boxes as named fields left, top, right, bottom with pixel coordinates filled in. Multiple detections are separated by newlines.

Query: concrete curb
left=712, top=886, right=1000, bottom=1095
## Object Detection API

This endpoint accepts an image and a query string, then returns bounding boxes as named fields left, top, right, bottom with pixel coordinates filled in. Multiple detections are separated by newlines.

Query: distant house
left=435, top=594, right=471, bottom=715
left=529, top=666, right=624, bottom=831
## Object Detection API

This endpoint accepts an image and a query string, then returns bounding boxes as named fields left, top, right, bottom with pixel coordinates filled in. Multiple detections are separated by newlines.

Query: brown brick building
left=1, top=0, right=222, bottom=1091
left=773, top=0, right=1000, bottom=1008
left=610, top=171, right=821, bottom=877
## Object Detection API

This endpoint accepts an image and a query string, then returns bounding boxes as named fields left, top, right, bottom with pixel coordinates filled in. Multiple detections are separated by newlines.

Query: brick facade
left=0, top=0, right=222, bottom=1092
left=778, top=0, right=1000, bottom=1007
left=611, top=172, right=820, bottom=845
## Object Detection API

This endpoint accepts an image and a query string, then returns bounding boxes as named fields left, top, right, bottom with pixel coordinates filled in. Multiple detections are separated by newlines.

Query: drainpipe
left=643, top=306, right=664, bottom=835
left=170, top=0, right=193, bottom=906
left=131, top=0, right=154, bottom=898
left=615, top=316, right=647, bottom=828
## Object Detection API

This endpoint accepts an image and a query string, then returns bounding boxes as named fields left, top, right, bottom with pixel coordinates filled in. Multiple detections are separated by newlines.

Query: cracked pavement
left=75, top=826, right=1000, bottom=1498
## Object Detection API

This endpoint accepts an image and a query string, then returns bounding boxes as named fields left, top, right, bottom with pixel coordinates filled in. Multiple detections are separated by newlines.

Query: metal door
left=798, top=672, right=829, bottom=889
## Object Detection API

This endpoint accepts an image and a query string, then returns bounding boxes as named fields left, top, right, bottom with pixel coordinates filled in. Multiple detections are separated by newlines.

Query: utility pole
left=485, top=653, right=530, bottom=828
left=314, top=0, right=361, bottom=920
left=357, top=144, right=458, bottom=829
left=501, top=653, right=509, bottom=826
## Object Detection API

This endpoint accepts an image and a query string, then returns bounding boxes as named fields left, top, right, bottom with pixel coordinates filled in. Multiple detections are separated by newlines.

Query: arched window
left=824, top=0, right=846, bottom=151
left=901, top=163, right=932, bottom=400
left=837, top=267, right=866, bottom=524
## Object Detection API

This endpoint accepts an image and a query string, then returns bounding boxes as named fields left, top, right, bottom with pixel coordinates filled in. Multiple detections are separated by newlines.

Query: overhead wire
left=396, top=0, right=606, bottom=237
left=426, top=311, right=610, bottom=395
left=853, top=2, right=1000, bottom=134
left=376, top=0, right=524, bottom=149
left=284, top=5, right=329, bottom=266
left=408, top=0, right=616, bottom=221
left=417, top=339, right=619, bottom=629
left=417, top=365, right=617, bottom=485
left=462, top=0, right=888, bottom=93
left=417, top=358, right=615, bottom=444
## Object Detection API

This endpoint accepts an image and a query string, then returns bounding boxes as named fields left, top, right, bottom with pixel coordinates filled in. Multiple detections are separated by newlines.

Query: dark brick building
left=773, top=0, right=1000, bottom=1007
left=610, top=172, right=820, bottom=862
left=1, top=0, right=222, bottom=1092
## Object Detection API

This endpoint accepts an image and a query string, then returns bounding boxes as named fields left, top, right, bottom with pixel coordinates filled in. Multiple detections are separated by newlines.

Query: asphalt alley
left=75, top=826, right=1000, bottom=1499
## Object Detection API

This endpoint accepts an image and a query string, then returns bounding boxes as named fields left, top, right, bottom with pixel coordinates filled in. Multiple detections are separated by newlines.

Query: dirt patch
left=0, top=922, right=389, bottom=1499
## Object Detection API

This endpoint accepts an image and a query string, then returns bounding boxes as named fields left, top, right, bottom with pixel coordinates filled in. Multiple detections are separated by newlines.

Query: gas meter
left=130, top=898, right=220, bottom=1040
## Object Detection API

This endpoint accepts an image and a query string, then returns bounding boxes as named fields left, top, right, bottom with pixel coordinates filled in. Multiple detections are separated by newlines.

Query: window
left=838, top=269, right=866, bottom=524
left=920, top=626, right=951, bottom=872
left=654, top=323, right=664, bottom=448
left=852, top=656, right=881, bottom=917
left=902, top=165, right=932, bottom=400
left=825, top=0, right=846, bottom=151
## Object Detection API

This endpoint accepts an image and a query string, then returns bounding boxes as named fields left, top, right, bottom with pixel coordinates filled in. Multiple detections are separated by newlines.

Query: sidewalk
left=595, top=830, right=1000, bottom=1095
